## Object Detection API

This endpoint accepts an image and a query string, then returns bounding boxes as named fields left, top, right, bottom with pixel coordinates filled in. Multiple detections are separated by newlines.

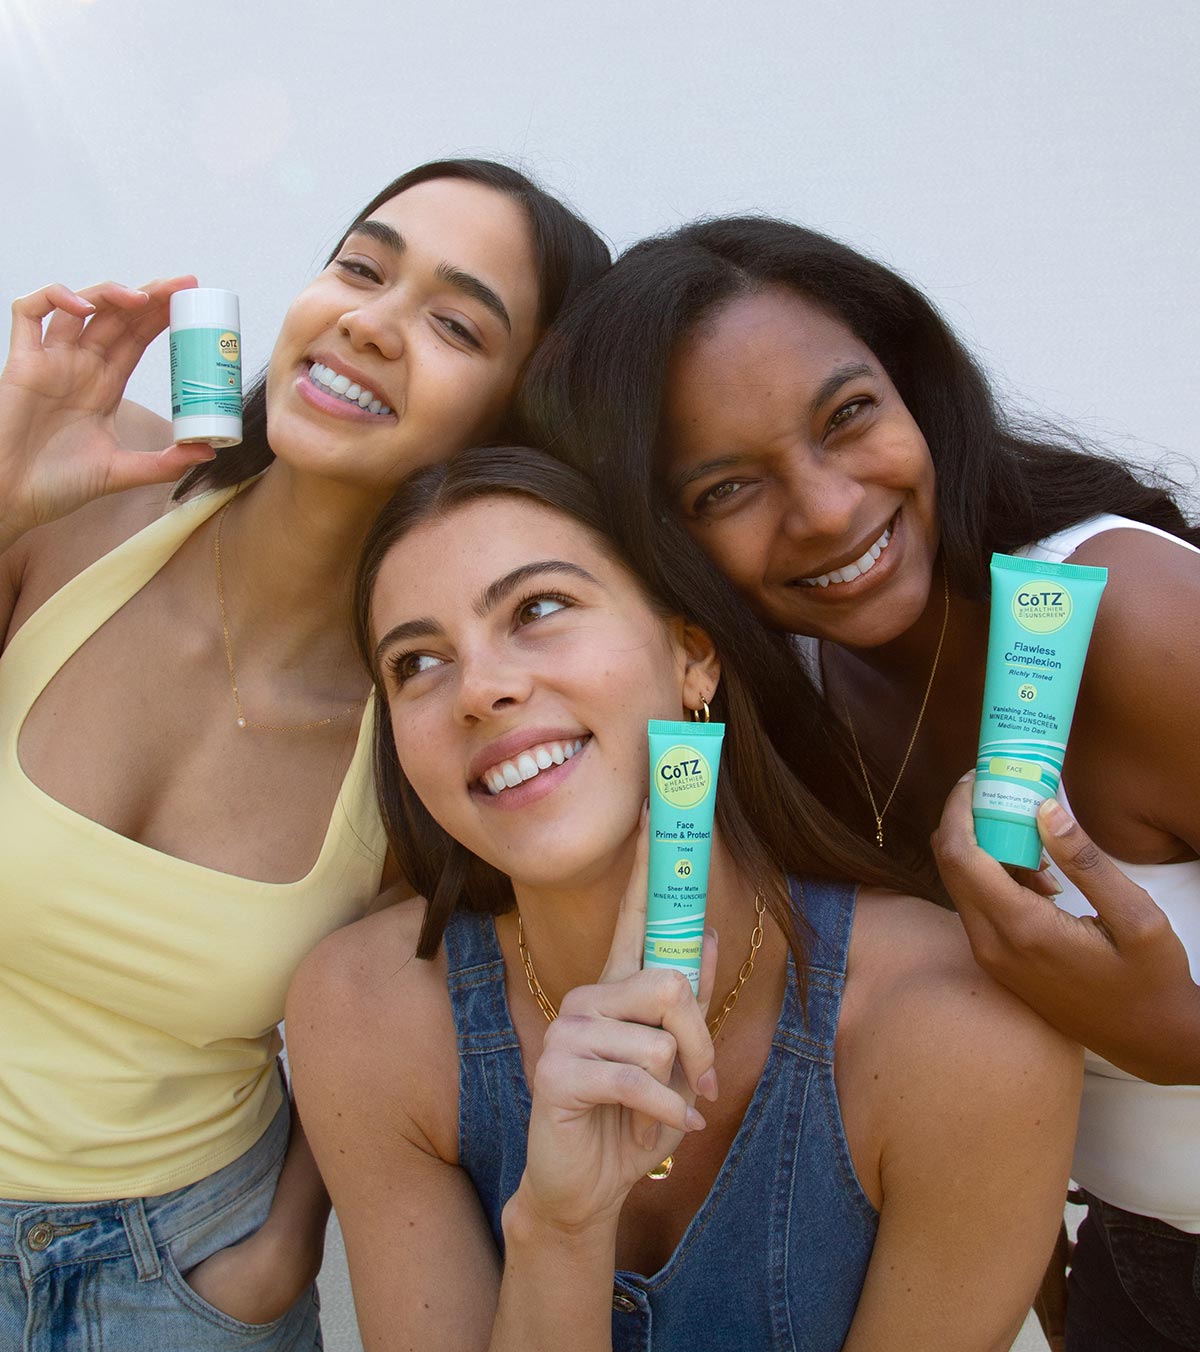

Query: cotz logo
left=654, top=745, right=711, bottom=809
left=218, top=332, right=240, bottom=363
left=1011, top=581, right=1073, bottom=634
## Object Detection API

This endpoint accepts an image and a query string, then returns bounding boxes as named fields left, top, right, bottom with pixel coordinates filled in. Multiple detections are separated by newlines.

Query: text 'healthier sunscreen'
left=973, top=553, right=1107, bottom=867
left=645, top=719, right=725, bottom=995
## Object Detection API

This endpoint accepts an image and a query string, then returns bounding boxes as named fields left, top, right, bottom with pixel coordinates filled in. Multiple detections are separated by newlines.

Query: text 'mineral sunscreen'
left=169, top=288, right=243, bottom=447
left=973, top=553, right=1107, bottom=868
left=645, top=718, right=725, bottom=995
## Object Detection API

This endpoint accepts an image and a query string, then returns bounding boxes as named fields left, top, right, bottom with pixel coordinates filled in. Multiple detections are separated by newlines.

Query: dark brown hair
left=353, top=446, right=924, bottom=963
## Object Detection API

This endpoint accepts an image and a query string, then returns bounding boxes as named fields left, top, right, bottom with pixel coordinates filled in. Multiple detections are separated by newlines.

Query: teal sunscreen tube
left=973, top=553, right=1107, bottom=867
left=645, top=719, right=725, bottom=995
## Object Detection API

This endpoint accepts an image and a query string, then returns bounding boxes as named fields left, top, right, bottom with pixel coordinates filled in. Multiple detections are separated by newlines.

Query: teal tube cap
left=974, top=816, right=1043, bottom=870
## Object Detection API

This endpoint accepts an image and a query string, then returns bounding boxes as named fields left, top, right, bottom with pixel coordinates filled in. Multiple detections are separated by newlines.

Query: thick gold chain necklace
left=843, top=561, right=950, bottom=848
left=214, top=498, right=365, bottom=734
left=516, top=889, right=766, bottom=1181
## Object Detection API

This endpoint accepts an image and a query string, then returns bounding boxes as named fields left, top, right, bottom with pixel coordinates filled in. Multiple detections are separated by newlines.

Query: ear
left=676, top=620, right=721, bottom=716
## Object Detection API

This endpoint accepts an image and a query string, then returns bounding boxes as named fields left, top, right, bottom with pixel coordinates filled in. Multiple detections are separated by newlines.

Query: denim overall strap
left=442, top=910, right=530, bottom=1252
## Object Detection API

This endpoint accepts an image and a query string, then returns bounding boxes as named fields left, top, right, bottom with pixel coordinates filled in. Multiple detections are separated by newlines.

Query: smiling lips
left=308, top=360, right=393, bottom=416
left=480, top=737, right=588, bottom=796
left=796, top=519, right=893, bottom=589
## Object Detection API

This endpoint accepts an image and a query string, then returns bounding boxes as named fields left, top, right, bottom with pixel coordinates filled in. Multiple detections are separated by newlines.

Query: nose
left=339, top=294, right=406, bottom=361
left=453, top=647, right=535, bottom=725
left=776, top=450, right=865, bottom=546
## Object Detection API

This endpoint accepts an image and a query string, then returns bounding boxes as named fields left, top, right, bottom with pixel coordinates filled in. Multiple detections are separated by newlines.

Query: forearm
left=492, top=1186, right=618, bottom=1352
left=258, top=1106, right=331, bottom=1271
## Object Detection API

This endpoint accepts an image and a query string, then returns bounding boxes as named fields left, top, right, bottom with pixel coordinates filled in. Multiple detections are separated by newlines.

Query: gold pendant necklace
left=517, top=890, right=766, bottom=1181
left=214, top=498, right=365, bottom=734
left=843, top=562, right=950, bottom=849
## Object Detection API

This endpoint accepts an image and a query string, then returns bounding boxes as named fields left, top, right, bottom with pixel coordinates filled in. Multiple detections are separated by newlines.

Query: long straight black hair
left=518, top=215, right=1198, bottom=603
left=176, top=159, right=610, bottom=500
left=352, top=447, right=925, bottom=963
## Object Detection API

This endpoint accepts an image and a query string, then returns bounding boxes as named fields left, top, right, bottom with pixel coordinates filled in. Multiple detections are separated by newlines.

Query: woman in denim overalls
left=289, top=447, right=1082, bottom=1351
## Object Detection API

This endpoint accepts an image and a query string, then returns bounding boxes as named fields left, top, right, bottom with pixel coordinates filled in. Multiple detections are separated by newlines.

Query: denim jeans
left=0, top=1098, right=321, bottom=1351
left=1067, top=1190, right=1200, bottom=1351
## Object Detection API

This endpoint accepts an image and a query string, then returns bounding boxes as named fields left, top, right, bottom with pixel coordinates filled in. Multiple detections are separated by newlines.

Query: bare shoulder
left=8, top=481, right=179, bottom=635
left=846, top=887, right=1079, bottom=1065
left=286, top=896, right=461, bottom=1160
left=839, top=888, right=1081, bottom=1193
left=1063, top=524, right=1200, bottom=847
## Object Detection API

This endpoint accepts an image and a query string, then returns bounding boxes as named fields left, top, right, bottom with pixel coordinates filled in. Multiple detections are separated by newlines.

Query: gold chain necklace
left=517, top=889, right=766, bottom=1181
left=843, top=562, right=950, bottom=848
left=214, top=498, right=365, bottom=734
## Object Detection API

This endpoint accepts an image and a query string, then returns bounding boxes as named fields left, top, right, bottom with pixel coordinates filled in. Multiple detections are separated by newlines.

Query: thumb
left=106, top=442, right=217, bottom=494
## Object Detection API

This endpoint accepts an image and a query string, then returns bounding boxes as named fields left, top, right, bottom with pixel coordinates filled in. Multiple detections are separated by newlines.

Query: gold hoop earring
left=691, top=697, right=711, bottom=723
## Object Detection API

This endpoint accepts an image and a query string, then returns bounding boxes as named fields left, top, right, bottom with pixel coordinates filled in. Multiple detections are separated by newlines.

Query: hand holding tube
left=1, top=277, right=215, bottom=549
left=515, top=806, right=718, bottom=1236
left=934, top=773, right=1200, bottom=1083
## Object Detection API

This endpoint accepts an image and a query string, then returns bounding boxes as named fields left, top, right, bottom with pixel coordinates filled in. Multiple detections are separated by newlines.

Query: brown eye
left=515, top=594, right=569, bottom=626
left=694, top=480, right=744, bottom=512
left=828, top=398, right=870, bottom=431
left=388, top=651, right=443, bottom=685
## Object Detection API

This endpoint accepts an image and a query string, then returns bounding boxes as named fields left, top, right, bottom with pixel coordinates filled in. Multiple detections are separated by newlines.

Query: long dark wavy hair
left=176, top=159, right=611, bottom=500
left=352, top=446, right=924, bottom=963
left=517, top=215, right=1199, bottom=603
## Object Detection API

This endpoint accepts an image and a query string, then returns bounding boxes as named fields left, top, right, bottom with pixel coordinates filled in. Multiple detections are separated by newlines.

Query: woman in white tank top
left=519, top=218, right=1200, bottom=1350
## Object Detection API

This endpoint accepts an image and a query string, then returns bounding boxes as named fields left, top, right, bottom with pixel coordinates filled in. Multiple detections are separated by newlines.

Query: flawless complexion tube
left=973, top=553, right=1108, bottom=867
left=645, top=719, right=725, bottom=995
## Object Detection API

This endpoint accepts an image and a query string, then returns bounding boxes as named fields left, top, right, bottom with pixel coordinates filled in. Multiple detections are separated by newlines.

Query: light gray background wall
left=3, top=3, right=1195, bottom=1349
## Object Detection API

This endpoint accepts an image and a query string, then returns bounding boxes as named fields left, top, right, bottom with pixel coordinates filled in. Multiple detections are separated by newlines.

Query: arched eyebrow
left=372, top=560, right=599, bottom=665
left=343, top=221, right=512, bottom=334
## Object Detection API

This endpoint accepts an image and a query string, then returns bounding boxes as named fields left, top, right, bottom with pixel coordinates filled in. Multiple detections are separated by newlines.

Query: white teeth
left=308, top=361, right=392, bottom=415
left=799, top=526, right=892, bottom=588
left=480, top=737, right=589, bottom=797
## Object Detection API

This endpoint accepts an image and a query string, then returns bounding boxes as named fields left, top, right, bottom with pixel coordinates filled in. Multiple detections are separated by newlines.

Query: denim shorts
left=1067, top=1190, right=1200, bottom=1351
left=0, top=1098, right=321, bottom=1351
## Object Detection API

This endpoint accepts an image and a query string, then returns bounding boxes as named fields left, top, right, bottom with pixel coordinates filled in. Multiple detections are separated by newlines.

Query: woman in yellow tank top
left=0, top=160, right=608, bottom=1347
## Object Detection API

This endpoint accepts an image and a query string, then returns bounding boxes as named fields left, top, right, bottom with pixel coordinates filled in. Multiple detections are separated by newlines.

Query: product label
left=170, top=327, right=243, bottom=419
left=987, top=756, right=1042, bottom=782
left=653, top=743, right=712, bottom=810
left=650, top=937, right=703, bottom=961
left=1011, top=579, right=1074, bottom=634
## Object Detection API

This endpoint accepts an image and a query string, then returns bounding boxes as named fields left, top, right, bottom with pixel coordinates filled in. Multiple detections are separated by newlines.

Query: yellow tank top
left=0, top=486, right=387, bottom=1201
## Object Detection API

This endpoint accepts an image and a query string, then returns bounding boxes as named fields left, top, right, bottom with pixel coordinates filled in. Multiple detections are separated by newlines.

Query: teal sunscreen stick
left=973, top=553, right=1107, bottom=867
left=169, top=288, right=243, bottom=447
left=645, top=719, right=725, bottom=995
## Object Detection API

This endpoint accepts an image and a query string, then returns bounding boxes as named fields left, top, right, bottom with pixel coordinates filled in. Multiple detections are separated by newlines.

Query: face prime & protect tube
left=972, top=552, right=1107, bottom=868
left=645, top=719, right=725, bottom=995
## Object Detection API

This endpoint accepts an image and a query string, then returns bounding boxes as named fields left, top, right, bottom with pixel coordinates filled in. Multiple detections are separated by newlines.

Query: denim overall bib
left=443, top=877, right=878, bottom=1351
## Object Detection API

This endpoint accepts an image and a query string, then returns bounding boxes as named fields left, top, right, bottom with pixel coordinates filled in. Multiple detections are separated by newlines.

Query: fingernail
left=957, top=768, right=976, bottom=784
left=685, top=1107, right=706, bottom=1132
left=639, top=798, right=649, bottom=827
left=697, top=1068, right=718, bottom=1101
left=1038, top=798, right=1072, bottom=837
left=1044, top=874, right=1063, bottom=896
left=78, top=299, right=96, bottom=313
